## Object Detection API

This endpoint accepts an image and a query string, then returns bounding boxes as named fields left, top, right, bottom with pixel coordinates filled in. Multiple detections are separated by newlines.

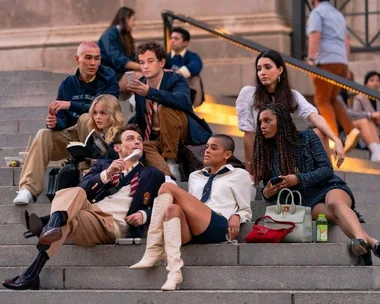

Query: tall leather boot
left=130, top=193, right=173, bottom=268
left=161, top=217, right=183, bottom=291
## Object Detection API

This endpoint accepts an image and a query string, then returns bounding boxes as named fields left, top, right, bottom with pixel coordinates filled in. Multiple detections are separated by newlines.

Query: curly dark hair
left=253, top=50, right=298, bottom=113
left=108, top=7, right=136, bottom=57
left=136, top=42, right=167, bottom=61
left=252, top=103, right=301, bottom=185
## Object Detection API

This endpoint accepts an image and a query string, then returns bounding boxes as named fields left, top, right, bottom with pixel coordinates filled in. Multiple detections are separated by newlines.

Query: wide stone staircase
left=0, top=70, right=380, bottom=303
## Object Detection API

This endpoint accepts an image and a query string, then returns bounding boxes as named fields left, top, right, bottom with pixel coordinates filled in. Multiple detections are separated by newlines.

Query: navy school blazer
left=128, top=71, right=212, bottom=144
left=79, top=159, right=165, bottom=224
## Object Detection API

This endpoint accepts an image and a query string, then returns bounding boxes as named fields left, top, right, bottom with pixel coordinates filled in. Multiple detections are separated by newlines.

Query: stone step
left=0, top=133, right=36, bottom=147
left=0, top=82, right=58, bottom=96
left=0, top=70, right=68, bottom=83
left=0, top=265, right=377, bottom=290
left=0, top=243, right=361, bottom=267
left=0, top=166, right=58, bottom=186
left=1, top=290, right=380, bottom=304
left=0, top=217, right=379, bottom=246
left=0, top=106, right=47, bottom=120
left=0, top=148, right=24, bottom=159
left=0, top=94, right=54, bottom=108
left=0, top=187, right=50, bottom=204
left=0, top=119, right=44, bottom=134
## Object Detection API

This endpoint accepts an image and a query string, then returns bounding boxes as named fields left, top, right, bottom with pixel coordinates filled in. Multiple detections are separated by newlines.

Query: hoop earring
left=278, top=75, right=281, bottom=83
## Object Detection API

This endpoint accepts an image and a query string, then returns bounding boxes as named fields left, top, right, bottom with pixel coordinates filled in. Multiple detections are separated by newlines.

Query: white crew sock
left=369, top=143, right=380, bottom=161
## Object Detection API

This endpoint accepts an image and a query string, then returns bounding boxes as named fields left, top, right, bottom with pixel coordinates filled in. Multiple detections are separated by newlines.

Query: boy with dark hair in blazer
left=3, top=124, right=165, bottom=290
left=127, top=41, right=211, bottom=182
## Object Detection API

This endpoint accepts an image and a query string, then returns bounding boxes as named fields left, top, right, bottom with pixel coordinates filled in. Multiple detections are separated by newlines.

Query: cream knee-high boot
left=161, top=217, right=183, bottom=291
left=130, top=193, right=173, bottom=269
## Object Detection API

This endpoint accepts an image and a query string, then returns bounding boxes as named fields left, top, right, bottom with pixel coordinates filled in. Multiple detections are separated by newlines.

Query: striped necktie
left=112, top=172, right=123, bottom=186
left=200, top=167, right=230, bottom=203
left=129, top=172, right=139, bottom=197
left=144, top=99, right=154, bottom=141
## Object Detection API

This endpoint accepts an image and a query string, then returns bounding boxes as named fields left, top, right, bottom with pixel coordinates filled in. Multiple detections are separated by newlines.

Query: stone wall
left=0, top=0, right=378, bottom=95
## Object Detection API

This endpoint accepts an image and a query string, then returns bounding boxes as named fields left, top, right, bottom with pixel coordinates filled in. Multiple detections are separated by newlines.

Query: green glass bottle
left=316, top=214, right=328, bottom=242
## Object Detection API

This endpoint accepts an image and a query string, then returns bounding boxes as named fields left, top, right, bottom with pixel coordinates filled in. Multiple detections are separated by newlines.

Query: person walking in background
left=98, top=7, right=142, bottom=93
left=307, top=0, right=360, bottom=152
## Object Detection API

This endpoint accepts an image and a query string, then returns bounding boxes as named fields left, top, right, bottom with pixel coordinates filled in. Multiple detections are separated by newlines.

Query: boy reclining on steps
left=3, top=125, right=164, bottom=290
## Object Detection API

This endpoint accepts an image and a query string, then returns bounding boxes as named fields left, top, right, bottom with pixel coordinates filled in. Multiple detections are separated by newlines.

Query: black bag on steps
left=46, top=160, right=80, bottom=202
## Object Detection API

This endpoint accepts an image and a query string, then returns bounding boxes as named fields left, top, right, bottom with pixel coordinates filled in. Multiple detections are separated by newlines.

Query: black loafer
left=37, top=227, right=62, bottom=251
left=361, top=250, right=373, bottom=266
left=29, top=213, right=44, bottom=237
left=372, top=241, right=380, bottom=258
left=350, top=238, right=370, bottom=256
left=2, top=274, right=40, bottom=290
left=20, top=210, right=30, bottom=230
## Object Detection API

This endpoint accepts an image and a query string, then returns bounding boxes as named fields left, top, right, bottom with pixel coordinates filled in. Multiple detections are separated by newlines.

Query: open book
left=66, top=129, right=109, bottom=161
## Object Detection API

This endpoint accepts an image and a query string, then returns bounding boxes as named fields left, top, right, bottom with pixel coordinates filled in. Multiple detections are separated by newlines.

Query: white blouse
left=236, top=86, right=317, bottom=133
left=188, top=164, right=252, bottom=223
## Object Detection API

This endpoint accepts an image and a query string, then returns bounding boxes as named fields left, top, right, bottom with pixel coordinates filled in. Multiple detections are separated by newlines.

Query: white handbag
left=264, top=188, right=313, bottom=243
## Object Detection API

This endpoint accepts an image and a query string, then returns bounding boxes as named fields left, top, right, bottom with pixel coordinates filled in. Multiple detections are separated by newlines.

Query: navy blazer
left=128, top=71, right=212, bottom=144
left=165, top=50, right=203, bottom=77
left=79, top=159, right=165, bottom=224
left=98, top=26, right=136, bottom=74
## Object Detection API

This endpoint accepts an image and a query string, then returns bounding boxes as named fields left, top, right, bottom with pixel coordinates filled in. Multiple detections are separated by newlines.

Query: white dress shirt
left=236, top=86, right=317, bottom=133
left=188, top=164, right=252, bottom=223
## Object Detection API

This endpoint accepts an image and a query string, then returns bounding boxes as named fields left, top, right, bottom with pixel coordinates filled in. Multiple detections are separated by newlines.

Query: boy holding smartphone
left=126, top=42, right=212, bottom=181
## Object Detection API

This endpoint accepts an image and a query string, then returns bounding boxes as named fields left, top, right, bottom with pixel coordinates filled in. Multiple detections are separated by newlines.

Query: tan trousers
left=144, top=105, right=189, bottom=176
left=46, top=187, right=118, bottom=257
left=313, top=63, right=354, bottom=136
left=19, top=114, right=91, bottom=197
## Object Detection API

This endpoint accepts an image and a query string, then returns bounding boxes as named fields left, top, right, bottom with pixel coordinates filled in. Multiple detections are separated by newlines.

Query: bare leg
left=159, top=183, right=212, bottom=236
left=353, top=118, right=380, bottom=145
left=324, top=189, right=378, bottom=247
left=312, top=203, right=354, bottom=239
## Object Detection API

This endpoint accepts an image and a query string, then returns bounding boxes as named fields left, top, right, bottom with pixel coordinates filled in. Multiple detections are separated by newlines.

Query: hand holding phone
left=125, top=71, right=137, bottom=85
left=270, top=176, right=284, bottom=186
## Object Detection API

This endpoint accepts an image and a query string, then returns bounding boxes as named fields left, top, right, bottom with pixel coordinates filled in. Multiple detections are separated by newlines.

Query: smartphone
left=270, top=176, right=283, bottom=185
left=125, top=71, right=137, bottom=85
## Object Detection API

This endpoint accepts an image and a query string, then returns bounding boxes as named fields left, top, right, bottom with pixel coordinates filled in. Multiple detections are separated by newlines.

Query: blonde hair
left=88, top=94, right=125, bottom=143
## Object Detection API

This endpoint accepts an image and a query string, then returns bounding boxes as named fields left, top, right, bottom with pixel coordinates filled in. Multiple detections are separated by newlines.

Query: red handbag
left=244, top=215, right=296, bottom=243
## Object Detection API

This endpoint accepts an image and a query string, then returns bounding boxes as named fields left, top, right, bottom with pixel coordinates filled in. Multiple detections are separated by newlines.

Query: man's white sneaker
left=13, top=189, right=35, bottom=205
left=344, top=128, right=360, bottom=153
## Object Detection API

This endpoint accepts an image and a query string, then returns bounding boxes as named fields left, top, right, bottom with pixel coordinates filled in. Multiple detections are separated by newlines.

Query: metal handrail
left=162, top=10, right=380, bottom=100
